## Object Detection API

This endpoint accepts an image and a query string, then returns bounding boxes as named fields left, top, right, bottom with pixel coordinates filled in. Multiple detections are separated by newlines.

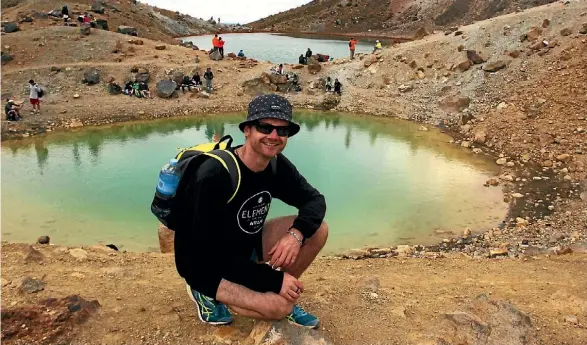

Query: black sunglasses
left=253, top=121, right=292, bottom=137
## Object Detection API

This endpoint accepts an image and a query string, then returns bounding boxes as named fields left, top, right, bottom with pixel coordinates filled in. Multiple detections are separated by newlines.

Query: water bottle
left=152, top=159, right=180, bottom=222
left=156, top=158, right=180, bottom=198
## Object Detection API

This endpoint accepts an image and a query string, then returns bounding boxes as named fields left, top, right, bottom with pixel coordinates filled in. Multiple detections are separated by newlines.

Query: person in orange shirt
left=212, top=34, right=219, bottom=52
left=348, top=37, right=359, bottom=60
left=218, top=37, right=225, bottom=58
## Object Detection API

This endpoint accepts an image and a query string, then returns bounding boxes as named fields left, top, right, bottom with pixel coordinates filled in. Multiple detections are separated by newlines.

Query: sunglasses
left=253, top=121, right=292, bottom=137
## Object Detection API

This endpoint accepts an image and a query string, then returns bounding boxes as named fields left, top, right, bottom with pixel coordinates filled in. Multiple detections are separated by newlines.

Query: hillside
left=249, top=0, right=557, bottom=37
left=0, top=0, right=250, bottom=44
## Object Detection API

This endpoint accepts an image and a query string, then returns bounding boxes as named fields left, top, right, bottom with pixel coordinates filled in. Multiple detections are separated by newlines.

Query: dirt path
left=2, top=243, right=586, bottom=345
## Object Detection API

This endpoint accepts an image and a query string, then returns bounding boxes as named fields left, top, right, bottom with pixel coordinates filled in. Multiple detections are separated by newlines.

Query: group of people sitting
left=178, top=68, right=214, bottom=93
left=298, top=48, right=331, bottom=64
left=123, top=81, right=152, bottom=98
left=179, top=73, right=203, bottom=91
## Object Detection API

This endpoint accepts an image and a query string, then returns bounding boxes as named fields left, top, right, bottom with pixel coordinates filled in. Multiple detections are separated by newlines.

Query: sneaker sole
left=186, top=284, right=232, bottom=326
left=286, top=319, right=320, bottom=329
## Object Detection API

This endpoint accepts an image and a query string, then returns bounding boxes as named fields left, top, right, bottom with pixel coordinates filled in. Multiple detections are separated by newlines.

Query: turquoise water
left=1, top=112, right=507, bottom=253
left=183, top=33, right=374, bottom=64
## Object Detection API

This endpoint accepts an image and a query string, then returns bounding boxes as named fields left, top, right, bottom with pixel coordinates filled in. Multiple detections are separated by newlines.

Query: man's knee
left=309, top=221, right=328, bottom=247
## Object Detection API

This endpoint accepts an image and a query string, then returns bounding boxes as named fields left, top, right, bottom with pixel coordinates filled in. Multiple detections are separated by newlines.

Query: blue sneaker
left=286, top=304, right=319, bottom=329
left=186, top=285, right=233, bottom=325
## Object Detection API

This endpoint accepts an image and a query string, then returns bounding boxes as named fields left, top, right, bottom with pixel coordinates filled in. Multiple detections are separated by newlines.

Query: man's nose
left=267, top=129, right=280, bottom=139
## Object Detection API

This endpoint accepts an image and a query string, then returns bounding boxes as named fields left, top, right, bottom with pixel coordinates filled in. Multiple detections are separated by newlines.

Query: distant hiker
left=83, top=12, right=90, bottom=24
left=372, top=40, right=382, bottom=53
left=28, top=79, right=42, bottom=114
left=212, top=34, right=219, bottom=52
left=204, top=67, right=213, bottom=93
left=237, top=50, right=245, bottom=58
left=192, top=72, right=203, bottom=86
left=61, top=5, right=69, bottom=24
left=277, top=64, right=284, bottom=75
left=298, top=54, right=306, bottom=65
left=305, top=48, right=312, bottom=60
left=325, top=77, right=333, bottom=92
left=218, top=17, right=220, bottom=24
left=5, top=99, right=21, bottom=121
left=218, top=37, right=225, bottom=58
left=334, top=78, right=342, bottom=95
left=349, top=37, right=358, bottom=59
left=171, top=93, right=327, bottom=328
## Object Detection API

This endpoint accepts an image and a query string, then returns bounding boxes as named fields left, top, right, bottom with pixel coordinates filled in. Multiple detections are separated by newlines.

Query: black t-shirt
left=174, top=146, right=326, bottom=298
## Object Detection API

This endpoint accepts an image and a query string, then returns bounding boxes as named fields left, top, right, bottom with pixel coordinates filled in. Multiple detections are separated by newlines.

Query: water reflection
left=4, top=112, right=493, bottom=174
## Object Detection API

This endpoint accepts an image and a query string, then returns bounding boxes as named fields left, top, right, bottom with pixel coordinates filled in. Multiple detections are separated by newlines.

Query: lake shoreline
left=178, top=30, right=413, bottom=43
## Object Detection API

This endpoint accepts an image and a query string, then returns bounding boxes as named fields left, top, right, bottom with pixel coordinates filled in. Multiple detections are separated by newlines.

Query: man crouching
left=174, top=94, right=328, bottom=328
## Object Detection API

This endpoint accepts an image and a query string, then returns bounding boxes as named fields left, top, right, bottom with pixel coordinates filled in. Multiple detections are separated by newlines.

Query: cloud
left=140, top=0, right=312, bottom=24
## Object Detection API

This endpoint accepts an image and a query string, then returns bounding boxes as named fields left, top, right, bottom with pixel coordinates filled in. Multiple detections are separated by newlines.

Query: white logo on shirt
left=237, top=191, right=272, bottom=234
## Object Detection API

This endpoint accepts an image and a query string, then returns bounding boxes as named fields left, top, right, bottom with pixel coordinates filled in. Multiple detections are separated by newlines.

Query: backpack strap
left=202, top=149, right=241, bottom=203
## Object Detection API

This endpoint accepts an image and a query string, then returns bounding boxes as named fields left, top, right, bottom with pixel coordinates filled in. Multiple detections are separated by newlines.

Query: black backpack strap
left=214, top=135, right=233, bottom=149
left=202, top=149, right=241, bottom=203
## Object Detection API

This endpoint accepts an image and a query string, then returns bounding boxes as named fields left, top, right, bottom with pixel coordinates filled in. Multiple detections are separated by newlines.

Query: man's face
left=244, top=118, right=290, bottom=159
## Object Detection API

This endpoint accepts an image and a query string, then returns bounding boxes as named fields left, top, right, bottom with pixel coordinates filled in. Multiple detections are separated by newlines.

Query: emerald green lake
left=1, top=112, right=508, bottom=253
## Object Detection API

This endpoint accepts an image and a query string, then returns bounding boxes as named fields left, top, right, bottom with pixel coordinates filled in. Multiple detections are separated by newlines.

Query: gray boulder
left=95, top=19, right=109, bottom=30
left=135, top=68, right=150, bottom=83
left=171, top=71, right=184, bottom=85
left=209, top=50, right=222, bottom=61
left=1, top=51, right=14, bottom=65
left=107, top=83, right=122, bottom=95
left=117, top=26, right=137, bottom=36
left=83, top=68, right=101, bottom=85
left=2, top=22, right=19, bottom=33
left=91, top=3, right=105, bottom=14
left=48, top=9, right=62, bottom=18
left=156, top=80, right=177, bottom=98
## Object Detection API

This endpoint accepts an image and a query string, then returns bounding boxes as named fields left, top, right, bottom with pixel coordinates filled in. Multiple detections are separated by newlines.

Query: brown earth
left=2, top=242, right=587, bottom=345
left=1, top=0, right=249, bottom=44
left=248, top=0, right=557, bottom=37
left=2, top=1, right=587, bottom=344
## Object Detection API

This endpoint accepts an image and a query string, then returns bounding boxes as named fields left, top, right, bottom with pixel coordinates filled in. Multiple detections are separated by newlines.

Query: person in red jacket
left=211, top=34, right=219, bottom=52
left=218, top=37, right=225, bottom=58
left=349, top=37, right=359, bottom=60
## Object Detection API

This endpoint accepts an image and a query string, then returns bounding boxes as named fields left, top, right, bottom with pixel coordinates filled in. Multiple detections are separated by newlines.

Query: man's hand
left=268, top=229, right=303, bottom=269
left=279, top=272, right=304, bottom=302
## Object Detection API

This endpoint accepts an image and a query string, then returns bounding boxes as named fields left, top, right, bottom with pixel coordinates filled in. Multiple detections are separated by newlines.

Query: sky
left=141, top=0, right=313, bottom=24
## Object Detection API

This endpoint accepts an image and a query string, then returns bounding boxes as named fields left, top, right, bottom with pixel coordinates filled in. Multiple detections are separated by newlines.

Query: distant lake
left=182, top=33, right=376, bottom=64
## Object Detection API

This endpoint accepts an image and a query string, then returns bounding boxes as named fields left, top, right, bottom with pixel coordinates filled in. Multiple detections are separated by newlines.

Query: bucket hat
left=238, top=94, right=300, bottom=137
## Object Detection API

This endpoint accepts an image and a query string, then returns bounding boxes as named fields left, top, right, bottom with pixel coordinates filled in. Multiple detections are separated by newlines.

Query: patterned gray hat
left=239, top=94, right=300, bottom=137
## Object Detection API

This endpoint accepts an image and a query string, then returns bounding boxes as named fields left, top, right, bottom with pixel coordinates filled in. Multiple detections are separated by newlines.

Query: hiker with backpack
left=151, top=94, right=327, bottom=328
left=28, top=79, right=42, bottom=114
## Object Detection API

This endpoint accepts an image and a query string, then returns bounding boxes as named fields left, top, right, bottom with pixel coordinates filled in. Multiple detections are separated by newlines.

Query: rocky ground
left=2, top=1, right=587, bottom=344
left=1, top=242, right=587, bottom=345
left=248, top=0, right=557, bottom=37
left=1, top=0, right=252, bottom=43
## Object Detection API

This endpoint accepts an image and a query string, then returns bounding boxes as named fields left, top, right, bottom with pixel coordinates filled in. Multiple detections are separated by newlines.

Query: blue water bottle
left=156, top=158, right=180, bottom=198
